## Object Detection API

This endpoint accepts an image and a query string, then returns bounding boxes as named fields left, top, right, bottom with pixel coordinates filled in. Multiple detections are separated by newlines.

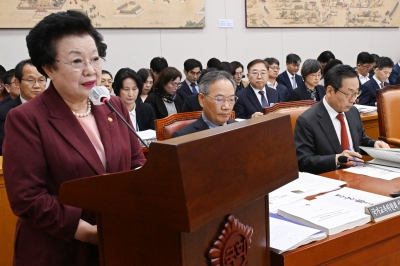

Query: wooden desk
left=271, top=170, right=400, bottom=266
left=0, top=157, right=17, bottom=266
left=361, top=111, right=379, bottom=140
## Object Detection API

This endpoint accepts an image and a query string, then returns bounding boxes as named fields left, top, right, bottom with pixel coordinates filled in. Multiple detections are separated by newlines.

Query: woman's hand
left=74, top=219, right=98, bottom=245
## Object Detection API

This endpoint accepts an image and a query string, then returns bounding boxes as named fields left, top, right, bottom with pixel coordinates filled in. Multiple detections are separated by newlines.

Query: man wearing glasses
left=177, top=58, right=203, bottom=101
left=0, top=59, right=46, bottom=155
left=234, top=59, right=280, bottom=119
left=355, top=52, right=374, bottom=85
left=358, top=57, right=394, bottom=106
left=172, top=71, right=236, bottom=138
left=294, top=65, right=389, bottom=175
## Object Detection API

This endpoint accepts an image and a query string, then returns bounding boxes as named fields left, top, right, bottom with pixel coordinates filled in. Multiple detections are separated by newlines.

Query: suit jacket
left=294, top=101, right=375, bottom=175
left=0, top=96, right=12, bottom=107
left=276, top=71, right=304, bottom=93
left=136, top=101, right=156, bottom=130
left=3, top=84, right=146, bottom=266
left=182, top=94, right=202, bottom=112
left=172, top=116, right=236, bottom=138
left=144, top=92, right=183, bottom=119
left=389, top=63, right=400, bottom=85
left=177, top=80, right=197, bottom=101
left=396, top=75, right=400, bottom=85
left=0, top=96, right=22, bottom=155
left=234, top=85, right=280, bottom=119
left=288, top=83, right=325, bottom=102
left=358, top=78, right=388, bottom=106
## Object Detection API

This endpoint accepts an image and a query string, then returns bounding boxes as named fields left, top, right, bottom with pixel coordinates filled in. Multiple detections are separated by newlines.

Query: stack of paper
left=277, top=199, right=371, bottom=235
left=269, top=213, right=327, bottom=254
left=354, top=104, right=377, bottom=114
left=269, top=172, right=346, bottom=213
left=136, top=129, right=156, bottom=147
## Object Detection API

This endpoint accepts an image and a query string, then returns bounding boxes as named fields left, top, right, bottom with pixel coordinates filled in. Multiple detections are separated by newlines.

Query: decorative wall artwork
left=246, top=0, right=400, bottom=28
left=0, top=0, right=205, bottom=29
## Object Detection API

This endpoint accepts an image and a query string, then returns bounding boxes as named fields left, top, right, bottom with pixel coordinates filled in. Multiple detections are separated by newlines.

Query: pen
left=348, top=146, right=359, bottom=166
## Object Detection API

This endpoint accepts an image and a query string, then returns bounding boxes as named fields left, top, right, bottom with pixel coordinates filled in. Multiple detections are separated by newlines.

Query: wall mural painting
left=246, top=0, right=400, bottom=28
left=0, top=0, right=205, bottom=29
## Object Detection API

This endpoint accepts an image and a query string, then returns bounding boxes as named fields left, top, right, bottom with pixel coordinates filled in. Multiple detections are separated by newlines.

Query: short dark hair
left=15, top=59, right=34, bottom=82
left=286, top=54, right=301, bottom=64
left=154, top=67, right=182, bottom=94
left=150, top=57, right=168, bottom=73
left=137, top=68, right=154, bottom=83
left=2, top=69, right=15, bottom=85
left=324, top=64, right=358, bottom=92
left=322, top=59, right=343, bottom=76
left=264, top=57, right=280, bottom=66
left=112, top=68, right=144, bottom=97
left=183, top=59, right=202, bottom=72
left=26, top=10, right=107, bottom=78
left=102, top=70, right=113, bottom=80
left=231, top=61, right=244, bottom=72
left=356, top=52, right=374, bottom=65
left=217, top=62, right=235, bottom=76
left=317, top=51, right=335, bottom=64
left=0, top=65, right=6, bottom=74
left=207, top=58, right=221, bottom=68
left=301, top=59, right=322, bottom=79
left=371, top=54, right=380, bottom=63
left=375, top=56, right=394, bottom=69
left=247, top=59, right=269, bottom=71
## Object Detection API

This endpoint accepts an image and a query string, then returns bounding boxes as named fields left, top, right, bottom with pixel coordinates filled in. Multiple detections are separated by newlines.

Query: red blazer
left=3, top=84, right=146, bottom=266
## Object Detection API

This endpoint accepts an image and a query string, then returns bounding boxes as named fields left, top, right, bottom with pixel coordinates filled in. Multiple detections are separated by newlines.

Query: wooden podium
left=60, top=114, right=298, bottom=265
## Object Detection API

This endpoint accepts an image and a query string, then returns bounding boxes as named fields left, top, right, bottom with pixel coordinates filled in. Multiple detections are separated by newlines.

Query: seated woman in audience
left=3, top=10, right=146, bottom=266
left=145, top=67, right=183, bottom=119
left=137, top=68, right=154, bottom=102
left=100, top=69, right=114, bottom=94
left=113, top=68, right=156, bottom=131
left=288, top=59, right=325, bottom=102
left=231, top=61, right=248, bottom=93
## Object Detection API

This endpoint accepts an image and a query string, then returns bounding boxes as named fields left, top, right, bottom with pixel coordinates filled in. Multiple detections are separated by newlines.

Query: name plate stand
left=366, top=198, right=400, bottom=222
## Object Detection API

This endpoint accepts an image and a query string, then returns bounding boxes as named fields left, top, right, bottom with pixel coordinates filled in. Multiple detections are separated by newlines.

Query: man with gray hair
left=172, top=71, right=237, bottom=137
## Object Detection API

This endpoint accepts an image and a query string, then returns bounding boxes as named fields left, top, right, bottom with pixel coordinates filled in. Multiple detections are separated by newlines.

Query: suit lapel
left=316, top=102, right=342, bottom=154
left=246, top=86, right=263, bottom=111
left=193, top=117, right=210, bottom=130
left=345, top=109, right=360, bottom=152
left=283, top=71, right=293, bottom=90
left=298, top=84, right=309, bottom=100
left=156, top=94, right=168, bottom=118
left=44, top=84, right=106, bottom=175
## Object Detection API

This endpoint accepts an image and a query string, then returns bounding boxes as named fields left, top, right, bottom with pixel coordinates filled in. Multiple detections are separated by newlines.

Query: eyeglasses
left=337, top=89, right=361, bottom=99
left=269, top=67, right=280, bottom=71
left=204, top=95, right=238, bottom=105
left=169, top=82, right=181, bottom=88
left=360, top=64, right=373, bottom=69
left=101, top=79, right=113, bottom=84
left=235, top=72, right=243, bottom=76
left=54, top=56, right=105, bottom=70
left=21, top=78, right=47, bottom=86
left=250, top=71, right=267, bottom=77
left=309, top=73, right=322, bottom=79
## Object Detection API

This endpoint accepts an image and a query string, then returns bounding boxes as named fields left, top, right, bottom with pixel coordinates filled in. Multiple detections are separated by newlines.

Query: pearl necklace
left=72, top=99, right=91, bottom=118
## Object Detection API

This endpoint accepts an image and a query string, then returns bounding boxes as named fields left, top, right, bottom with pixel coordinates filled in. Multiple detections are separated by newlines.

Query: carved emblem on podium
left=208, top=215, right=254, bottom=266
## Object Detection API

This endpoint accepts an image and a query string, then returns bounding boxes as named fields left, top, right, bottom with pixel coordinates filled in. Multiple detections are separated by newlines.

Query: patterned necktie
left=259, top=91, right=269, bottom=108
left=380, top=82, right=384, bottom=89
left=292, top=76, right=297, bottom=89
left=336, top=114, right=350, bottom=151
left=190, top=83, right=198, bottom=94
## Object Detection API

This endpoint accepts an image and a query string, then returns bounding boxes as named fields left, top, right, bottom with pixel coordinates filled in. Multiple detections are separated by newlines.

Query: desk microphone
left=338, top=156, right=364, bottom=164
left=89, top=86, right=149, bottom=148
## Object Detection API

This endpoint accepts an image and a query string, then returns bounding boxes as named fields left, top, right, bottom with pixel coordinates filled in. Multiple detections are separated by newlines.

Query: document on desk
left=360, top=147, right=400, bottom=168
left=278, top=199, right=371, bottom=235
left=315, top=187, right=392, bottom=214
left=354, top=104, right=377, bottom=114
left=269, top=213, right=326, bottom=254
left=343, top=164, right=400, bottom=180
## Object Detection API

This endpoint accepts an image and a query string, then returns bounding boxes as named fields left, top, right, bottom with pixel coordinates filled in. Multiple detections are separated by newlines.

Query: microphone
left=338, top=156, right=350, bottom=164
left=89, top=86, right=150, bottom=148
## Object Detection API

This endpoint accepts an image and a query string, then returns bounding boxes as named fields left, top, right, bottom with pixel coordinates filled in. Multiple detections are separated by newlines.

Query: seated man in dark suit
left=176, top=59, right=202, bottom=102
left=234, top=59, right=280, bottom=119
left=355, top=52, right=374, bottom=85
left=0, top=59, right=46, bottom=155
left=389, top=59, right=400, bottom=85
left=294, top=64, right=389, bottom=175
left=1, top=69, right=20, bottom=106
left=276, top=53, right=304, bottom=93
left=265, top=57, right=290, bottom=102
left=358, top=57, right=394, bottom=106
left=172, top=71, right=236, bottom=138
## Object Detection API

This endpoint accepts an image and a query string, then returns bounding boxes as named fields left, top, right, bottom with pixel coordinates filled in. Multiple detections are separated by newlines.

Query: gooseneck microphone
left=89, top=86, right=149, bottom=148
left=338, top=156, right=351, bottom=164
